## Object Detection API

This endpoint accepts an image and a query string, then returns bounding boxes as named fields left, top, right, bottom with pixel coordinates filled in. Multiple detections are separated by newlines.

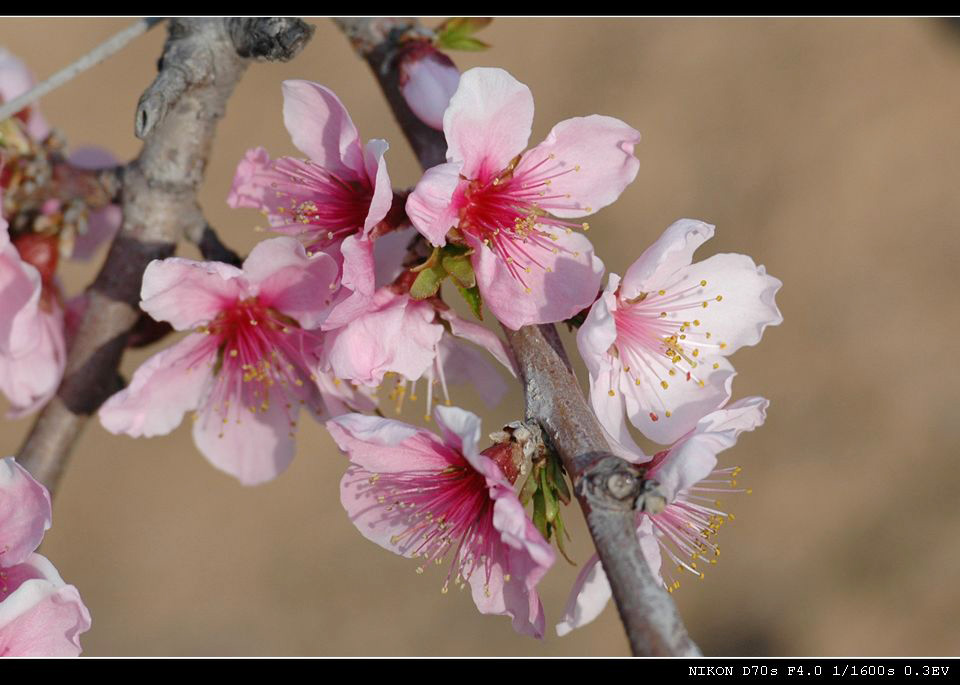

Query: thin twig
left=17, top=18, right=314, bottom=495
left=0, top=18, right=165, bottom=124
left=334, top=17, right=701, bottom=656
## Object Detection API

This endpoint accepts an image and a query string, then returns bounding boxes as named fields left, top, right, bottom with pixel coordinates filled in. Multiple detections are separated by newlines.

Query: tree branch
left=335, top=17, right=701, bottom=656
left=17, top=18, right=314, bottom=495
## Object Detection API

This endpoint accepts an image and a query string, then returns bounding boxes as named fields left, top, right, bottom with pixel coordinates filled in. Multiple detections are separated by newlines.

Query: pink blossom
left=328, top=406, right=555, bottom=637
left=556, top=397, right=767, bottom=636
left=0, top=457, right=90, bottom=656
left=0, top=47, right=49, bottom=142
left=397, top=42, right=460, bottom=130
left=577, top=219, right=782, bottom=448
left=0, top=216, right=65, bottom=416
left=228, top=81, right=396, bottom=328
left=405, top=67, right=641, bottom=329
left=98, top=237, right=361, bottom=486
left=319, top=286, right=515, bottom=416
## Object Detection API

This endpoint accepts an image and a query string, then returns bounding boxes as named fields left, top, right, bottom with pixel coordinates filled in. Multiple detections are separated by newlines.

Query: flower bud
left=398, top=42, right=460, bottom=131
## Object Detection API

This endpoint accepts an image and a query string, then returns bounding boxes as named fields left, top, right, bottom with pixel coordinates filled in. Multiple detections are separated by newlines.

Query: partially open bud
left=398, top=41, right=460, bottom=131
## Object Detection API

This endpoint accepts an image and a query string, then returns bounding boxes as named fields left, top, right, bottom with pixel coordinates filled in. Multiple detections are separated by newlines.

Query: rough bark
left=334, top=17, right=701, bottom=656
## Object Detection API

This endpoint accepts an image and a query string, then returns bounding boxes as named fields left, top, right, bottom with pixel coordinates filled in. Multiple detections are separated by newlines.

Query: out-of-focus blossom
left=577, top=219, right=782, bottom=447
left=406, top=67, right=641, bottom=329
left=228, top=81, right=397, bottom=329
left=0, top=457, right=90, bottom=656
left=329, top=406, right=555, bottom=637
left=555, top=397, right=767, bottom=636
left=98, top=237, right=362, bottom=486
left=397, top=42, right=460, bottom=130
left=0, top=210, right=65, bottom=416
left=0, top=47, right=49, bottom=142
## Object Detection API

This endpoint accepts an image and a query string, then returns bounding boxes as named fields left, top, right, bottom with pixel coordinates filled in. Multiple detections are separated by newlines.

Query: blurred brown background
left=1, top=17, right=958, bottom=656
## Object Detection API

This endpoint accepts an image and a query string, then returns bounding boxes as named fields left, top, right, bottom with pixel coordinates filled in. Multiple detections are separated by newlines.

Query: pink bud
left=398, top=42, right=460, bottom=130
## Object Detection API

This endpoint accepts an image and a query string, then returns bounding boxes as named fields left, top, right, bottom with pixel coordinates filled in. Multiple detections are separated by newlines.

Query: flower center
left=455, top=153, right=588, bottom=292
left=193, top=297, right=319, bottom=438
left=266, top=158, right=373, bottom=251
left=610, top=280, right=728, bottom=421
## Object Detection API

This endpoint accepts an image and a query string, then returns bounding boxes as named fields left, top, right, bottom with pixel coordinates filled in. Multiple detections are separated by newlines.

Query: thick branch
left=336, top=17, right=700, bottom=656
left=18, top=18, right=313, bottom=494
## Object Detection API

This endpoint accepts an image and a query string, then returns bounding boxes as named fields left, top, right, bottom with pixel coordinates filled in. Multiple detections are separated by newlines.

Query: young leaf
left=540, top=466, right=559, bottom=524
left=532, top=488, right=549, bottom=540
left=441, top=252, right=476, bottom=288
left=410, top=262, right=447, bottom=299
left=456, top=283, right=483, bottom=320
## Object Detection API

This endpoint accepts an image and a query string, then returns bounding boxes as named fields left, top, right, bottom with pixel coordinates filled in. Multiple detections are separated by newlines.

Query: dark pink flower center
left=455, top=154, right=587, bottom=291
left=191, top=297, right=319, bottom=435
left=266, top=158, right=374, bottom=252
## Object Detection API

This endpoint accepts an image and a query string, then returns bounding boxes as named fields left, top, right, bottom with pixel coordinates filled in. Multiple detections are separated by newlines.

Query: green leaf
left=548, top=456, right=571, bottom=505
left=409, top=262, right=447, bottom=299
left=438, top=35, right=490, bottom=52
left=532, top=488, right=549, bottom=540
left=553, top=512, right=576, bottom=565
left=455, top=283, right=483, bottom=320
left=540, top=467, right=559, bottom=524
left=441, top=253, right=476, bottom=288
left=519, top=469, right=539, bottom=506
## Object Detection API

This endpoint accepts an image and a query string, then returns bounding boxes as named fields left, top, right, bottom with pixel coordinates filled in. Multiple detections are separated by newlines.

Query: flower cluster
left=1, top=31, right=782, bottom=647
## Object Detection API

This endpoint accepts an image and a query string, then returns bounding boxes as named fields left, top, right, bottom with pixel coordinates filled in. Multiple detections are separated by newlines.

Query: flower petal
left=444, top=68, right=534, bottom=180
left=555, top=554, right=610, bottom=637
left=471, top=230, right=604, bottom=330
left=0, top=458, right=51, bottom=567
left=140, top=258, right=245, bottom=331
left=517, top=115, right=641, bottom=219
left=191, top=392, right=296, bottom=486
left=327, top=413, right=451, bottom=473
left=0, top=305, right=65, bottom=418
left=282, top=80, right=364, bottom=177
left=405, top=162, right=462, bottom=247
left=620, top=219, right=715, bottom=301
left=0, top=554, right=90, bottom=657
left=361, top=139, right=394, bottom=234
left=433, top=404, right=483, bottom=462
left=242, top=237, right=339, bottom=330
left=98, top=333, right=212, bottom=438
left=321, top=234, right=376, bottom=331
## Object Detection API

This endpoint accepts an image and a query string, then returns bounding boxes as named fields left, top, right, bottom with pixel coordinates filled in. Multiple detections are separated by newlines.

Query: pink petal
left=576, top=275, right=620, bottom=378
left=0, top=242, right=42, bottom=354
left=242, top=237, right=340, bottom=330
left=438, top=308, right=517, bottom=377
left=620, top=219, right=715, bottom=301
left=321, top=234, right=376, bottom=331
left=0, top=554, right=90, bottom=657
left=0, top=458, right=51, bottom=568
left=555, top=554, right=609, bottom=637
left=226, top=146, right=275, bottom=210
left=432, top=405, right=483, bottom=463
left=471, top=230, right=604, bottom=330
left=517, top=115, right=641, bottom=219
left=191, top=392, right=296, bottom=486
left=139, top=258, right=245, bottom=331
left=98, top=333, right=212, bottom=438
left=67, top=145, right=121, bottom=261
left=444, top=68, right=534, bottom=181
left=361, top=139, right=393, bottom=234
left=620, top=358, right=736, bottom=446
left=0, top=305, right=65, bottom=418
left=663, top=254, right=783, bottom=355
left=405, top=162, right=462, bottom=247
left=320, top=289, right=442, bottom=386
left=327, top=413, right=452, bottom=474
left=281, top=80, right=364, bottom=177
left=652, top=397, right=769, bottom=501
left=373, top=226, right=417, bottom=288
left=434, top=337, right=508, bottom=408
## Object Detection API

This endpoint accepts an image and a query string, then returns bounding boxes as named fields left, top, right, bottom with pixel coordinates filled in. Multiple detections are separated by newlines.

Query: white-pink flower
left=0, top=47, right=49, bottom=142
left=98, top=237, right=357, bottom=486
left=556, top=397, right=767, bottom=636
left=0, top=215, right=65, bottom=416
left=228, top=81, right=396, bottom=329
left=577, top=219, right=782, bottom=448
left=405, top=67, right=641, bottom=329
left=319, top=286, right=515, bottom=416
left=328, top=406, right=555, bottom=637
left=0, top=457, right=90, bottom=656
